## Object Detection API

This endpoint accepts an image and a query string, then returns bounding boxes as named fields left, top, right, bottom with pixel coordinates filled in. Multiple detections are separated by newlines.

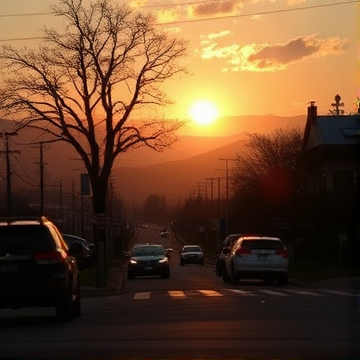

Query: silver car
left=222, top=236, right=289, bottom=285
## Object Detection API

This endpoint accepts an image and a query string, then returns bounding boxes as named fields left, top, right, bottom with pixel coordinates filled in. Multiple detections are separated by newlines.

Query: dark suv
left=0, top=216, right=82, bottom=322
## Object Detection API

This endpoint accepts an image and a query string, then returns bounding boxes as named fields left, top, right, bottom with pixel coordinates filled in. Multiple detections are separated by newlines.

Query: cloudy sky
left=0, top=0, right=358, bottom=130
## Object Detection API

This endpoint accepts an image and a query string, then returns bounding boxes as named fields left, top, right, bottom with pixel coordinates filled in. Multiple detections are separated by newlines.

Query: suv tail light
left=34, top=250, right=66, bottom=264
left=235, top=248, right=251, bottom=255
left=275, top=248, right=289, bottom=258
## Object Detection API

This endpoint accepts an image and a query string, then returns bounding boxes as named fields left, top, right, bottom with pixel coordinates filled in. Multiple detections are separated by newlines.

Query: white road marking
left=198, top=290, right=223, bottom=297
left=228, top=289, right=258, bottom=296
left=258, top=290, right=289, bottom=296
left=134, top=292, right=151, bottom=300
left=168, top=290, right=186, bottom=299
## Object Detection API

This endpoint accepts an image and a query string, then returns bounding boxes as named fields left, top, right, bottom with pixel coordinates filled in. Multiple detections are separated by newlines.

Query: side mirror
left=222, top=248, right=231, bottom=255
left=68, top=242, right=83, bottom=256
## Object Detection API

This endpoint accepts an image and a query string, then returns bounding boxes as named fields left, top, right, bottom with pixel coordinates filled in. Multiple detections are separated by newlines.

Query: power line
left=0, top=0, right=357, bottom=42
left=161, top=0, right=360, bottom=25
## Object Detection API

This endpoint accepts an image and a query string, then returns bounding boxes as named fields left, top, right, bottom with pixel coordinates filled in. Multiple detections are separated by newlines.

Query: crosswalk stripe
left=198, top=290, right=223, bottom=297
left=258, top=290, right=289, bottom=296
left=288, top=290, right=322, bottom=296
left=228, top=289, right=257, bottom=296
left=321, top=290, right=356, bottom=296
left=168, top=290, right=186, bottom=299
left=134, top=292, right=151, bottom=300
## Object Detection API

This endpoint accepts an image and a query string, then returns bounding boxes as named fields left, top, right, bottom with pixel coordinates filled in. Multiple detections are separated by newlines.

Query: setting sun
left=189, top=100, right=219, bottom=126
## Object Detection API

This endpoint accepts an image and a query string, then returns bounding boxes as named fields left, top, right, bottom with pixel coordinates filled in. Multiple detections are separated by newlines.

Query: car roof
left=62, top=234, right=87, bottom=242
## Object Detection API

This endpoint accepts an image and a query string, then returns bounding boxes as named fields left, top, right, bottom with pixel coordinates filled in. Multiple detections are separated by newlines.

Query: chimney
left=308, top=101, right=317, bottom=125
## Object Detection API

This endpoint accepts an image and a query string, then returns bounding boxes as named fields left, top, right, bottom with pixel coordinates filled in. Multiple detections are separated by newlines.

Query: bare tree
left=0, top=0, right=188, bottom=214
left=229, top=128, right=304, bottom=232
left=0, top=0, right=188, bottom=286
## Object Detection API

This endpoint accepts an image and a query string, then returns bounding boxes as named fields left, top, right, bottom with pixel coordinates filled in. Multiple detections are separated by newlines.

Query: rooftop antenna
left=330, top=94, right=344, bottom=115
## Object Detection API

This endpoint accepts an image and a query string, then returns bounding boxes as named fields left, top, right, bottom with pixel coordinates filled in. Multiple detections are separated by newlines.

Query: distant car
left=125, top=243, right=170, bottom=279
left=180, top=245, right=204, bottom=266
left=222, top=236, right=289, bottom=285
left=0, top=216, right=81, bottom=322
left=215, top=234, right=242, bottom=277
left=160, top=229, right=170, bottom=238
left=62, top=234, right=93, bottom=270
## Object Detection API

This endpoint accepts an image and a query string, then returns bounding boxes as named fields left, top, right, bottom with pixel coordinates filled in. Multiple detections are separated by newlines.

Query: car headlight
left=130, top=259, right=137, bottom=264
left=159, top=257, right=169, bottom=263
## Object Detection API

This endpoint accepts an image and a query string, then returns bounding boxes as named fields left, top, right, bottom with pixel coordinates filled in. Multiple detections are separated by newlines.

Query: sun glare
left=189, top=101, right=219, bottom=126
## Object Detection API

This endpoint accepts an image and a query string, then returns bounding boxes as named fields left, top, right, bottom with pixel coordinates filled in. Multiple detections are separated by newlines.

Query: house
left=300, top=97, right=360, bottom=265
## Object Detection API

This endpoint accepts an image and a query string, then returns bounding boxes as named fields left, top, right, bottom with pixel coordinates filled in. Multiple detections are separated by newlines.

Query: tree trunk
left=92, top=181, right=109, bottom=288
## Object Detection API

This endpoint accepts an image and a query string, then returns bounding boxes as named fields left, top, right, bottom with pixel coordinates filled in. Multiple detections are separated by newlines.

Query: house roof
left=302, top=110, right=360, bottom=151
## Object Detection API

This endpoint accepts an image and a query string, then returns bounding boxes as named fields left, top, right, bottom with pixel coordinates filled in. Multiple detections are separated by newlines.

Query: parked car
left=124, top=243, right=170, bottom=279
left=62, top=234, right=93, bottom=270
left=215, top=234, right=242, bottom=277
left=180, top=245, right=204, bottom=266
left=222, top=236, right=289, bottom=285
left=160, top=228, right=170, bottom=238
left=0, top=216, right=81, bottom=321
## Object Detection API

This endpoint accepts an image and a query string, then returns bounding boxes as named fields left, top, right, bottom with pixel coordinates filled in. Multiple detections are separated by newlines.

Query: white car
left=180, top=245, right=204, bottom=266
left=222, top=236, right=289, bottom=285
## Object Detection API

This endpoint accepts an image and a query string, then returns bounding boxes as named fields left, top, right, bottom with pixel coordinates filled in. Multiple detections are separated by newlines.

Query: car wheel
left=230, top=267, right=239, bottom=284
left=221, top=267, right=230, bottom=284
left=278, top=274, right=289, bottom=286
left=56, top=290, right=73, bottom=322
left=72, top=283, right=81, bottom=317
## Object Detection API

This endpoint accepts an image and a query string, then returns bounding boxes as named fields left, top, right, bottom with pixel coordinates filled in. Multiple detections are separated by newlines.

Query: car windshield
left=242, top=239, right=283, bottom=250
left=132, top=246, right=165, bottom=256
left=183, top=246, right=201, bottom=252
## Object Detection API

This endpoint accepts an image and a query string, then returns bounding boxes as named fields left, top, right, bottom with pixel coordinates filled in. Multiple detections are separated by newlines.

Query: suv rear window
left=241, top=239, right=283, bottom=251
left=0, top=226, right=54, bottom=254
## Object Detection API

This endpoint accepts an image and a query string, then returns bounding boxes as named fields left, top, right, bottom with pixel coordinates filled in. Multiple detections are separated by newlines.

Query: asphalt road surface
left=0, top=225, right=359, bottom=359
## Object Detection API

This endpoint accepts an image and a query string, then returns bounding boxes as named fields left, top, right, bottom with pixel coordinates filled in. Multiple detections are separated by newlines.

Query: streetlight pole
left=219, top=158, right=235, bottom=236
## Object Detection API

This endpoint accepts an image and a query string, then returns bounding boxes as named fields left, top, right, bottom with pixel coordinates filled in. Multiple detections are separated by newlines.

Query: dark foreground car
left=125, top=243, right=170, bottom=279
left=62, top=234, right=93, bottom=270
left=0, top=216, right=82, bottom=322
left=180, top=245, right=204, bottom=266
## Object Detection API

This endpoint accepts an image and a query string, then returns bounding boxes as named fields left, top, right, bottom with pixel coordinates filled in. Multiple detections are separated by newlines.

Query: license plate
left=0, top=262, right=18, bottom=272
left=144, top=266, right=153, bottom=270
left=257, top=255, right=268, bottom=260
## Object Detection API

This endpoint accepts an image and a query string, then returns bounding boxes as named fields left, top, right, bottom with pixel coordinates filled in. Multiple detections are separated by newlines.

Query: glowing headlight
left=159, top=257, right=168, bottom=263
left=130, top=259, right=137, bottom=264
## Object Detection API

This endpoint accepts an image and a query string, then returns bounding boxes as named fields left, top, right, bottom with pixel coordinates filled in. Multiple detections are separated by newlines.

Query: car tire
left=278, top=274, right=289, bottom=286
left=72, top=283, right=81, bottom=317
left=56, top=290, right=73, bottom=322
left=221, top=267, right=230, bottom=284
left=230, top=266, right=239, bottom=284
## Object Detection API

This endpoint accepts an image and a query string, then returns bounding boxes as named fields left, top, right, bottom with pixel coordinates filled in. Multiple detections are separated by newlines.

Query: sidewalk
left=292, top=276, right=360, bottom=291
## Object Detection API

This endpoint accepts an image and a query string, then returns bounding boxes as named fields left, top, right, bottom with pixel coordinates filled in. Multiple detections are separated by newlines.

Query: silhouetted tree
left=230, top=128, right=305, bottom=234
left=0, top=0, right=188, bottom=285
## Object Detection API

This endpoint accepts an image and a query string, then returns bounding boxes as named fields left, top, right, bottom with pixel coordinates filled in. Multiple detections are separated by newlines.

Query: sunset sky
left=0, top=0, right=359, bottom=134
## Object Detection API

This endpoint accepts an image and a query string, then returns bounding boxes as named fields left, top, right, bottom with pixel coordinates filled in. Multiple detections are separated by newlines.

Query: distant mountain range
left=0, top=114, right=306, bottom=208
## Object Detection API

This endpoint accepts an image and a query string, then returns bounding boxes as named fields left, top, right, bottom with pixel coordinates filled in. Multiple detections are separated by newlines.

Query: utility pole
left=0, top=132, right=19, bottom=216
left=219, top=158, right=236, bottom=236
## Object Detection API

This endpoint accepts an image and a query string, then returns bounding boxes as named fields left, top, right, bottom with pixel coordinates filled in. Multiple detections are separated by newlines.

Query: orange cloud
left=198, top=34, right=349, bottom=72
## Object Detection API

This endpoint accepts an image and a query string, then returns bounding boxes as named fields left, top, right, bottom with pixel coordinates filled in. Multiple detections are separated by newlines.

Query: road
left=0, top=225, right=359, bottom=359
